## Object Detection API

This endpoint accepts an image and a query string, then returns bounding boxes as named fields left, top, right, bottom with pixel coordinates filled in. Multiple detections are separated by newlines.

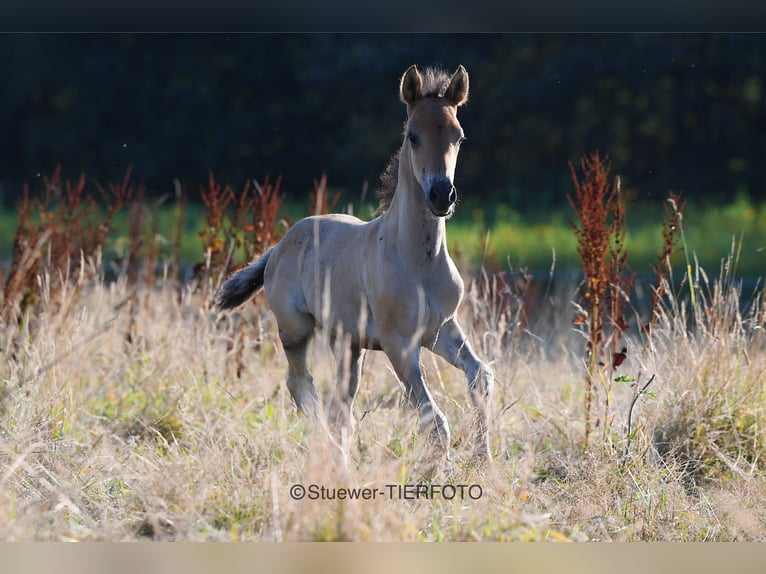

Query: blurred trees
left=1, top=33, right=764, bottom=210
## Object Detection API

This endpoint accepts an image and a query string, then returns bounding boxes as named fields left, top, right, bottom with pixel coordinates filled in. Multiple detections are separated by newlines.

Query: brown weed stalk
left=226, top=176, right=284, bottom=379
left=568, top=152, right=634, bottom=447
left=170, top=179, right=187, bottom=284
left=197, top=173, right=285, bottom=292
left=2, top=183, right=43, bottom=315
left=2, top=166, right=133, bottom=322
left=198, top=171, right=234, bottom=288
left=646, top=192, right=686, bottom=335
left=236, top=176, right=285, bottom=265
left=198, top=173, right=285, bottom=378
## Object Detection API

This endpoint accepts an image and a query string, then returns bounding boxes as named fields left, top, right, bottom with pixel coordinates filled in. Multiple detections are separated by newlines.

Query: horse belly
left=321, top=279, right=382, bottom=350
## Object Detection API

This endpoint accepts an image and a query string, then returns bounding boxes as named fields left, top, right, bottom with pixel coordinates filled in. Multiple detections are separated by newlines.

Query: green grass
left=3, top=195, right=766, bottom=279
left=0, top=208, right=17, bottom=259
left=449, top=196, right=766, bottom=278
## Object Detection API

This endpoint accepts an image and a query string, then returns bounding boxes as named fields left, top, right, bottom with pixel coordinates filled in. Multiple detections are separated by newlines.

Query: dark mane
left=375, top=67, right=453, bottom=214
left=374, top=151, right=400, bottom=215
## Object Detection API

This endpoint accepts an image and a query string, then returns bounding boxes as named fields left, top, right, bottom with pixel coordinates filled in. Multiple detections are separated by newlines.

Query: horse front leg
left=431, top=318, right=494, bottom=460
left=381, top=339, right=451, bottom=456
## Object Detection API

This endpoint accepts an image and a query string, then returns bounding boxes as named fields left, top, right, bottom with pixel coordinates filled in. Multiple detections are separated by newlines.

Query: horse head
left=400, top=65, right=469, bottom=218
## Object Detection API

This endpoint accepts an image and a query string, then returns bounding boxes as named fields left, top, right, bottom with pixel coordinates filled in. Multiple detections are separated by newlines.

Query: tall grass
left=1, top=168, right=765, bottom=541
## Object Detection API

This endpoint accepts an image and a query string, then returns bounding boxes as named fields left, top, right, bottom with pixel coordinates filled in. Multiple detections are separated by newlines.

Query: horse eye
left=408, top=133, right=419, bottom=148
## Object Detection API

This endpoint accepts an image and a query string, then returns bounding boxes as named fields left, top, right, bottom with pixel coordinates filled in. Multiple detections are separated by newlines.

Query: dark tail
left=215, top=247, right=274, bottom=310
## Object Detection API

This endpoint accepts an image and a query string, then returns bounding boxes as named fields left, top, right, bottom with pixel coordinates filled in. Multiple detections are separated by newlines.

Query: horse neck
left=385, top=145, right=447, bottom=264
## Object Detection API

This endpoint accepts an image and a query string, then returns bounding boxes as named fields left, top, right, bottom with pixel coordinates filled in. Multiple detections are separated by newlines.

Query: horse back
left=263, top=214, right=379, bottom=341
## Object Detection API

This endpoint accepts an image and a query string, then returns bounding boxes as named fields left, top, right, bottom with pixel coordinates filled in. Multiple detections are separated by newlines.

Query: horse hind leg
left=281, top=332, right=319, bottom=418
left=268, top=275, right=320, bottom=417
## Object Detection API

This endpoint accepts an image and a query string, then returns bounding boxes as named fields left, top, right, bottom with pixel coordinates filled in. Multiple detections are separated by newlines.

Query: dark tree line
left=1, top=33, right=764, bottom=210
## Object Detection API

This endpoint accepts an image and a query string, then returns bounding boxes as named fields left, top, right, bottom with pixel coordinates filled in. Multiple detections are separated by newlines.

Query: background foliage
left=1, top=33, right=765, bottom=211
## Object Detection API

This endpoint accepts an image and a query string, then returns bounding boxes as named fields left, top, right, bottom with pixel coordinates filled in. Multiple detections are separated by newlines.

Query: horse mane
left=418, top=67, right=455, bottom=99
left=374, top=151, right=400, bottom=215
left=375, top=67, right=454, bottom=214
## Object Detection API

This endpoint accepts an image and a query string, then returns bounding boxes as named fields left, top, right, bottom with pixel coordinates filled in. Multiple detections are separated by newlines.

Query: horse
left=216, top=64, right=494, bottom=459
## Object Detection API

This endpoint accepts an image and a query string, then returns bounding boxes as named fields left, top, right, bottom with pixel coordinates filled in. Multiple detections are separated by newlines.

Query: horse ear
left=445, top=65, right=469, bottom=107
left=400, top=65, right=423, bottom=106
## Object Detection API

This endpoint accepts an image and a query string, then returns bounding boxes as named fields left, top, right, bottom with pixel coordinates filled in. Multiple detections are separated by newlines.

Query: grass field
left=1, top=242, right=765, bottom=541
left=2, top=170, right=766, bottom=541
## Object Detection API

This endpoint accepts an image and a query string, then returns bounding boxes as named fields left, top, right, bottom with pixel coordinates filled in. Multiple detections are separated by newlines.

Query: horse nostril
left=448, top=187, right=456, bottom=203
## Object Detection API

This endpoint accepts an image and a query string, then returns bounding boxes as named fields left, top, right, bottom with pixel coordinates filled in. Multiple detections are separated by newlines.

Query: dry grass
left=1, top=162, right=764, bottom=542
left=1, top=246, right=765, bottom=541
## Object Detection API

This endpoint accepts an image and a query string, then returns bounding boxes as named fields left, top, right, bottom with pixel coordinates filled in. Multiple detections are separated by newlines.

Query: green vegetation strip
left=2, top=196, right=765, bottom=277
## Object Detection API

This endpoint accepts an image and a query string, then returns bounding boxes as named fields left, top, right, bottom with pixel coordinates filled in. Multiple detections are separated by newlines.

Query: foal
left=217, top=65, right=494, bottom=459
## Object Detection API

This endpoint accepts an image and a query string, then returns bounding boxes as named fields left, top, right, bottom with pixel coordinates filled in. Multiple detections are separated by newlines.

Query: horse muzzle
left=426, top=179, right=457, bottom=217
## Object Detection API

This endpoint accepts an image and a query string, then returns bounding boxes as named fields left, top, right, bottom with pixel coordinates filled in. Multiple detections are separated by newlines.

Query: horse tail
left=215, top=247, right=274, bottom=310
